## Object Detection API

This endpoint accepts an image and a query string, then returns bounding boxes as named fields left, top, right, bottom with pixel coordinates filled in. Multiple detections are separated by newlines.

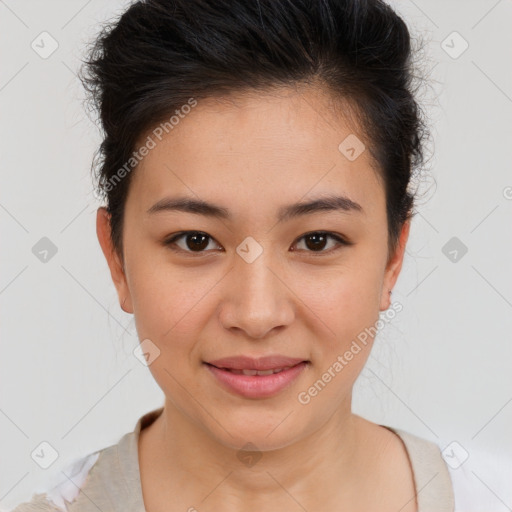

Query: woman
left=12, top=0, right=457, bottom=510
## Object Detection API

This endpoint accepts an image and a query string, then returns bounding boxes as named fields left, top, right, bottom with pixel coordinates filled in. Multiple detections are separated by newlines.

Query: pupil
left=306, top=233, right=327, bottom=251
left=187, top=233, right=208, bottom=251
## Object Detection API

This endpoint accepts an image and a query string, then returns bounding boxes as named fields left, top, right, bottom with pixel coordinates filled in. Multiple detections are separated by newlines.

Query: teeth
left=224, top=366, right=293, bottom=376
left=241, top=369, right=258, bottom=376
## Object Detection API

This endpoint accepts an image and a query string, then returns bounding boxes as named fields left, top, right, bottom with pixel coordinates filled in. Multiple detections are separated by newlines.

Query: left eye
left=163, top=231, right=350, bottom=255
left=292, top=232, right=349, bottom=253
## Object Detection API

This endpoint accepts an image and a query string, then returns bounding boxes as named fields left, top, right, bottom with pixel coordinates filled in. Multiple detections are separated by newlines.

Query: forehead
left=127, top=85, right=384, bottom=220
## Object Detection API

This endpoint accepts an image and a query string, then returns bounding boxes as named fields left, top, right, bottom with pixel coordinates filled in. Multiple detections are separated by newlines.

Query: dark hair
left=79, top=0, right=429, bottom=262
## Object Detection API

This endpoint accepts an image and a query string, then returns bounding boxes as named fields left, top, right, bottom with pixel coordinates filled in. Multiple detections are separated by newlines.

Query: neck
left=140, top=396, right=370, bottom=510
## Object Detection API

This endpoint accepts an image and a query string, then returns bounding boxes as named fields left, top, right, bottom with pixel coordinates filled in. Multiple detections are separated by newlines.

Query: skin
left=97, top=84, right=415, bottom=511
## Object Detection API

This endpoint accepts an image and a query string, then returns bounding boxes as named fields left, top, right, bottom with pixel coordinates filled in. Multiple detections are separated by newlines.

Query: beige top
left=11, top=408, right=455, bottom=512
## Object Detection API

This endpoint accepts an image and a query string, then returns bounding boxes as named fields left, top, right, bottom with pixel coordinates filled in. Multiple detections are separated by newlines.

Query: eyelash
left=163, top=230, right=352, bottom=256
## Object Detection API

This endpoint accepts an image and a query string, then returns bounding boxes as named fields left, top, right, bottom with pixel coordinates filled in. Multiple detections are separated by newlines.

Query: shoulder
left=387, top=426, right=512, bottom=512
left=10, top=408, right=160, bottom=512
left=9, top=492, right=65, bottom=512
left=10, top=450, right=100, bottom=512
left=384, top=426, right=454, bottom=511
left=436, top=439, right=512, bottom=512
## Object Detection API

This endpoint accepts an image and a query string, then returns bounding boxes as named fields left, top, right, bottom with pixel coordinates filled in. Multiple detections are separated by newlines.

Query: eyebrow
left=146, top=194, right=364, bottom=222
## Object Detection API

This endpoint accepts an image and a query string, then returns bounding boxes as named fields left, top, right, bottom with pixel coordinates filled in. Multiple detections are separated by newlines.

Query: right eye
left=163, top=231, right=223, bottom=255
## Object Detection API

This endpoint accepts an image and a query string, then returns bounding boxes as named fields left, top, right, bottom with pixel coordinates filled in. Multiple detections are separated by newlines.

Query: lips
left=205, top=360, right=309, bottom=399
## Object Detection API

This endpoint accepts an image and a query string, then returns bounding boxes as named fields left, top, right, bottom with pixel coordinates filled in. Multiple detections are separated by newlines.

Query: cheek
left=294, top=269, right=382, bottom=409
left=298, top=257, right=384, bottom=340
left=126, top=251, right=219, bottom=353
left=127, top=262, right=212, bottom=397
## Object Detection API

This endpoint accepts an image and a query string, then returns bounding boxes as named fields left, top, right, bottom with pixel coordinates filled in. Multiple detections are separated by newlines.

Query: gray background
left=1, top=0, right=511, bottom=509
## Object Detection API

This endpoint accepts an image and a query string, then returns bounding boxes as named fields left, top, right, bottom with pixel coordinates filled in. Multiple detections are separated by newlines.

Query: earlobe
left=379, top=220, right=411, bottom=311
left=121, top=296, right=131, bottom=313
left=96, top=207, right=134, bottom=314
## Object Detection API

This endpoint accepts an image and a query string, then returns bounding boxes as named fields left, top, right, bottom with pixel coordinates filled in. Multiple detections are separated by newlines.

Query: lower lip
left=205, top=362, right=308, bottom=399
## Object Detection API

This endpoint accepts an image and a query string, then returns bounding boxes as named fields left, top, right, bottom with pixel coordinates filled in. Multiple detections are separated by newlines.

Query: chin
left=204, top=409, right=305, bottom=452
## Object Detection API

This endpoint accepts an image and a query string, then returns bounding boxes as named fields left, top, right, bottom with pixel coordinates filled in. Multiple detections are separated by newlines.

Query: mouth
left=203, top=360, right=310, bottom=399
left=205, top=354, right=309, bottom=371
left=205, top=364, right=299, bottom=376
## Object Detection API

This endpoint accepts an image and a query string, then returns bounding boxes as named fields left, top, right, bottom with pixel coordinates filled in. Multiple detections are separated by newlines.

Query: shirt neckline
left=119, top=407, right=454, bottom=512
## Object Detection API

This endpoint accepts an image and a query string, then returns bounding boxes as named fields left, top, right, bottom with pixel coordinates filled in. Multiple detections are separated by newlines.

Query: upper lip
left=206, top=355, right=308, bottom=371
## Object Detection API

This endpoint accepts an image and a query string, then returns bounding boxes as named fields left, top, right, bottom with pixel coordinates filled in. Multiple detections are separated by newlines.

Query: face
left=97, top=85, right=409, bottom=451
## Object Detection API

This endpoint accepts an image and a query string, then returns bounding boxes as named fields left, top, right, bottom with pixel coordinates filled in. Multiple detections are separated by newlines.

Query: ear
left=96, top=207, right=133, bottom=314
left=379, top=220, right=410, bottom=311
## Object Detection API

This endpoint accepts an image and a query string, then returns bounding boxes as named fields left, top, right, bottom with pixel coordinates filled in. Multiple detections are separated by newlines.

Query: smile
left=204, top=361, right=309, bottom=399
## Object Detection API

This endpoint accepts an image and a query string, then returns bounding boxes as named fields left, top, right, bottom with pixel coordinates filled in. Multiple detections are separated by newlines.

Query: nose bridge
left=238, top=245, right=279, bottom=297
left=220, top=239, right=294, bottom=338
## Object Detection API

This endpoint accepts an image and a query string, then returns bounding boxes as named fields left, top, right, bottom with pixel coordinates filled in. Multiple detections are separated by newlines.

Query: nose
left=218, top=250, right=295, bottom=339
